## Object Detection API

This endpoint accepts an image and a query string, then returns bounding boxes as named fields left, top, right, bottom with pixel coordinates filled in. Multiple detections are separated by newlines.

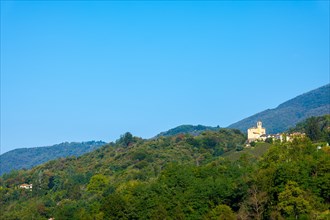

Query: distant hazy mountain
left=156, top=124, right=220, bottom=137
left=0, top=141, right=106, bottom=176
left=228, top=84, right=330, bottom=134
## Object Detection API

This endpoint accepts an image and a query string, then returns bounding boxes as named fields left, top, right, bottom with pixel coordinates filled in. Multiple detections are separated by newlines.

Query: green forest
left=1, top=116, right=329, bottom=219
left=0, top=141, right=106, bottom=176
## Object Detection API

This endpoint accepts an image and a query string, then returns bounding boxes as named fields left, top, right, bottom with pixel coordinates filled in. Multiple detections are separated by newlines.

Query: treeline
left=156, top=124, right=220, bottom=137
left=289, top=114, right=330, bottom=142
left=0, top=127, right=329, bottom=219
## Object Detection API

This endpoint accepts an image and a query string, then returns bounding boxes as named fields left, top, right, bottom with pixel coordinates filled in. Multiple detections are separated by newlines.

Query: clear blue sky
left=1, top=1, right=329, bottom=153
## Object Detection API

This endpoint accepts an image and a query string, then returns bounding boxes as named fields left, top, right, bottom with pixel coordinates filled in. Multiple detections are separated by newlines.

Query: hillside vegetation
left=289, top=114, right=330, bottom=143
left=1, top=127, right=329, bottom=219
left=228, top=84, right=330, bottom=133
left=156, top=124, right=219, bottom=137
left=0, top=141, right=106, bottom=176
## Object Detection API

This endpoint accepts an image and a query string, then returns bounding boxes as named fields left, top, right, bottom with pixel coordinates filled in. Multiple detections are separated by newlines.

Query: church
left=247, top=121, right=266, bottom=142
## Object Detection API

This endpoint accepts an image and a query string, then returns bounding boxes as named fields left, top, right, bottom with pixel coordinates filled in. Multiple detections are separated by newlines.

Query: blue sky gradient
left=1, top=1, right=329, bottom=153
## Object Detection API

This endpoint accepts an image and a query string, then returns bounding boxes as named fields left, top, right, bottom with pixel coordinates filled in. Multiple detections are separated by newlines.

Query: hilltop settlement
left=247, top=121, right=305, bottom=144
left=1, top=115, right=329, bottom=220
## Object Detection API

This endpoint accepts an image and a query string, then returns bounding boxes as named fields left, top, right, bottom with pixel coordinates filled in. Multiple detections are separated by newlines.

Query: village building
left=247, top=121, right=266, bottom=142
left=260, top=133, right=284, bottom=142
left=19, top=184, right=32, bottom=190
left=247, top=121, right=306, bottom=144
left=286, top=132, right=306, bottom=142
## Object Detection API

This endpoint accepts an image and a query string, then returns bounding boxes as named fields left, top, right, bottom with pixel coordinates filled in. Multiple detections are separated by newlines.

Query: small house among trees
left=19, top=184, right=32, bottom=190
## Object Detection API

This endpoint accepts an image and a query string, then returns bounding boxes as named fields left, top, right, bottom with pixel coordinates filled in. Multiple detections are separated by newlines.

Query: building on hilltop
left=247, top=121, right=266, bottom=142
left=247, top=121, right=306, bottom=144
left=247, top=121, right=296, bottom=143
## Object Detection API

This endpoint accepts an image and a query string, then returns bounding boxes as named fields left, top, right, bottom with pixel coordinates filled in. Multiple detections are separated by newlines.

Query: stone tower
left=257, top=121, right=262, bottom=129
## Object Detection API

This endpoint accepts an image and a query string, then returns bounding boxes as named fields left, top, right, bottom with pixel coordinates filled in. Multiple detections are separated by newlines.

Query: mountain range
left=155, top=84, right=329, bottom=137
left=228, top=84, right=330, bottom=133
left=1, top=84, right=329, bottom=176
left=1, top=117, right=329, bottom=219
left=0, top=141, right=106, bottom=176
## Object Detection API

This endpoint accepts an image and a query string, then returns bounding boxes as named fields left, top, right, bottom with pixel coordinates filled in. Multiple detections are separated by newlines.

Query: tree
left=265, top=137, right=273, bottom=144
left=87, top=174, right=109, bottom=193
left=204, top=204, right=236, bottom=220
left=118, top=132, right=134, bottom=147
left=277, top=181, right=312, bottom=219
left=101, top=194, right=129, bottom=219
left=250, top=141, right=256, bottom=147
left=305, top=117, right=322, bottom=141
left=246, top=185, right=268, bottom=220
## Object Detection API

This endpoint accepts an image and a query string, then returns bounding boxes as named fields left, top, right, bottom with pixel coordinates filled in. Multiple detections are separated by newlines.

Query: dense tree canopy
left=0, top=126, right=329, bottom=219
left=289, top=114, right=330, bottom=143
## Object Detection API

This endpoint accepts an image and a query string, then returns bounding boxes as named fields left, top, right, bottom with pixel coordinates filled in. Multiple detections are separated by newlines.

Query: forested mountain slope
left=228, top=84, right=330, bottom=133
left=156, top=124, right=219, bottom=137
left=288, top=114, right=330, bottom=142
left=0, top=129, right=329, bottom=219
left=0, top=141, right=106, bottom=176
